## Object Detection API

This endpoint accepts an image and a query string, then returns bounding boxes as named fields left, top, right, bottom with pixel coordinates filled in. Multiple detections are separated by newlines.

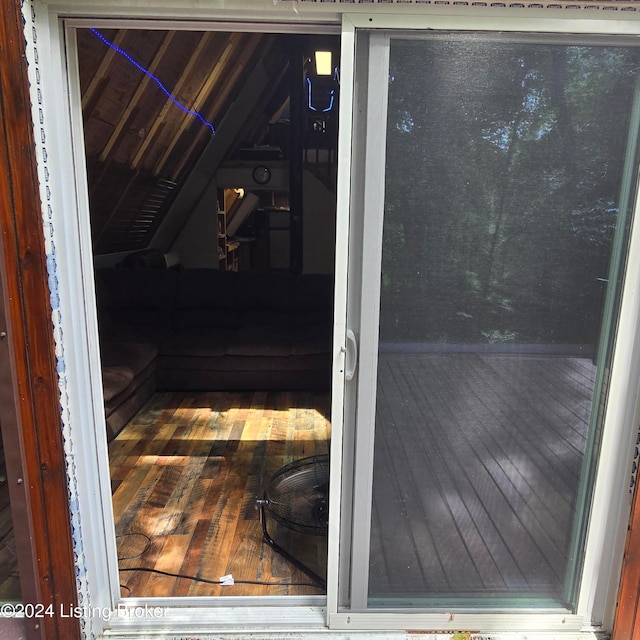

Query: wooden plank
left=168, top=33, right=270, bottom=180
left=0, top=2, right=80, bottom=637
left=225, top=520, right=274, bottom=597
left=99, top=32, right=177, bottom=163
left=130, top=31, right=215, bottom=171
left=373, top=352, right=594, bottom=596
left=371, top=398, right=452, bottom=595
left=111, top=391, right=330, bottom=598
left=482, top=356, right=590, bottom=453
left=144, top=534, right=192, bottom=596
left=463, top=355, right=583, bottom=493
left=153, top=33, right=242, bottom=176
left=613, top=467, right=640, bottom=639
left=411, top=355, right=565, bottom=588
left=111, top=356, right=593, bottom=601
left=174, top=518, right=211, bottom=596
left=374, top=360, right=503, bottom=594
left=430, top=357, right=572, bottom=559
left=111, top=464, right=164, bottom=529
left=81, top=29, right=127, bottom=112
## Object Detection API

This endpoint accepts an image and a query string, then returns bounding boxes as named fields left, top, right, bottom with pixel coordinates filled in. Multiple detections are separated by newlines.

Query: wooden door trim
left=613, top=477, right=640, bottom=639
left=0, top=1, right=81, bottom=638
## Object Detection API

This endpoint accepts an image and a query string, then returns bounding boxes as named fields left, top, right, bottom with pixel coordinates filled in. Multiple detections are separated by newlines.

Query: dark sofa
left=95, top=268, right=333, bottom=439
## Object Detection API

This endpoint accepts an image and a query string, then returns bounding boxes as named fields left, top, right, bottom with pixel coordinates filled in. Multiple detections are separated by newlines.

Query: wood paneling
left=0, top=1, right=80, bottom=638
left=614, top=473, right=640, bottom=639
left=77, top=27, right=292, bottom=254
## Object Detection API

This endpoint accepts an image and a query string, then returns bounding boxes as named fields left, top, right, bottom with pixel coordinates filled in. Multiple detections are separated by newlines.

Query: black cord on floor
left=116, top=532, right=324, bottom=590
left=116, top=532, right=152, bottom=560
left=118, top=565, right=323, bottom=589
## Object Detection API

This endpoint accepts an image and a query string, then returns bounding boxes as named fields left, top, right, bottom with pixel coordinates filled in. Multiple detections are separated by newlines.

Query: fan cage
left=264, top=454, right=330, bottom=535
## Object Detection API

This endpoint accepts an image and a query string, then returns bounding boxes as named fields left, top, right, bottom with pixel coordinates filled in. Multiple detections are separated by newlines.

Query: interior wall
left=170, top=189, right=220, bottom=268
left=170, top=170, right=336, bottom=272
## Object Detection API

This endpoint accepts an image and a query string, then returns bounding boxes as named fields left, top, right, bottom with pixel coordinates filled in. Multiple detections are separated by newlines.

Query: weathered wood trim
left=0, top=1, right=80, bottom=638
left=613, top=478, right=640, bottom=639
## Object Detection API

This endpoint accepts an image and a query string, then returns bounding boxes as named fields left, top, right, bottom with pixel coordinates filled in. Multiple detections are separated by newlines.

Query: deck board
left=370, top=352, right=596, bottom=601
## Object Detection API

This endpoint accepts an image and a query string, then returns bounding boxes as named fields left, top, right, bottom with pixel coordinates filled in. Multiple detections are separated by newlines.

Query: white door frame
left=30, top=4, right=347, bottom=636
left=24, top=0, right=640, bottom=636
left=331, top=12, right=640, bottom=635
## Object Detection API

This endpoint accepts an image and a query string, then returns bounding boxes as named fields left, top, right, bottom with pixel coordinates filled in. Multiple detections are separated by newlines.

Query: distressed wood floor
left=110, top=391, right=330, bottom=597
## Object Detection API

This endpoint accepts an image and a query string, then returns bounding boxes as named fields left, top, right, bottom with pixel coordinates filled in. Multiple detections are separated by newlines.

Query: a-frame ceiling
left=77, top=28, right=296, bottom=255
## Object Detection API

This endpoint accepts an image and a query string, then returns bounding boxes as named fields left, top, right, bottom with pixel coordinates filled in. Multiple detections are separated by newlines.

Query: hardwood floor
left=111, top=353, right=596, bottom=603
left=111, top=390, right=330, bottom=598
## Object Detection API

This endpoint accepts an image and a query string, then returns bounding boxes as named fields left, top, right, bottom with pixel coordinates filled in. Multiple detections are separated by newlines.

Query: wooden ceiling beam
left=81, top=29, right=126, bottom=114
left=99, top=31, right=176, bottom=163
left=152, top=32, right=242, bottom=177
left=153, top=54, right=279, bottom=250
left=169, top=34, right=271, bottom=181
left=131, top=31, right=213, bottom=171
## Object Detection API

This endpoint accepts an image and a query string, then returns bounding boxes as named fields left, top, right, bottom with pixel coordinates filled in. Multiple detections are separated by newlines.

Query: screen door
left=344, top=29, right=640, bottom=612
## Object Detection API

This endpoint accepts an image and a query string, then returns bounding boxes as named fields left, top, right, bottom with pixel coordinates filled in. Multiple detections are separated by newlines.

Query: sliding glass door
left=344, top=29, right=640, bottom=613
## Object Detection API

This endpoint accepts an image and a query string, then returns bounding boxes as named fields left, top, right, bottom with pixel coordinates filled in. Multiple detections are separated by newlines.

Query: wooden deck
left=370, top=352, right=596, bottom=602
left=110, top=353, right=596, bottom=602
left=111, top=391, right=330, bottom=598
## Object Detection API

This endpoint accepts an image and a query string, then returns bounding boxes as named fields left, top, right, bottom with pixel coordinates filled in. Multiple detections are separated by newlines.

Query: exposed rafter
left=81, top=29, right=127, bottom=114
left=130, top=31, right=214, bottom=171
left=99, top=32, right=177, bottom=163
left=152, top=32, right=242, bottom=176
left=170, top=33, right=271, bottom=181
left=77, top=28, right=321, bottom=256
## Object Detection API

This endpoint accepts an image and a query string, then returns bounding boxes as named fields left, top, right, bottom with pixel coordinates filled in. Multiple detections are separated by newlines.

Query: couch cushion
left=158, top=352, right=330, bottom=373
left=174, top=270, right=242, bottom=329
left=176, top=269, right=239, bottom=310
left=292, top=325, right=332, bottom=355
left=101, top=342, right=159, bottom=375
left=293, top=274, right=333, bottom=311
left=161, top=328, right=233, bottom=357
left=96, top=269, right=178, bottom=342
left=238, top=309, right=292, bottom=328
left=235, top=272, right=293, bottom=312
left=174, top=308, right=239, bottom=330
left=96, top=268, right=178, bottom=311
left=102, top=366, right=135, bottom=403
left=104, top=308, right=174, bottom=344
left=225, top=326, right=292, bottom=356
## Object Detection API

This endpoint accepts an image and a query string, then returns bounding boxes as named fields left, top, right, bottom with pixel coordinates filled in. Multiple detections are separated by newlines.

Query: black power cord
left=118, top=565, right=323, bottom=589
left=116, top=532, right=324, bottom=590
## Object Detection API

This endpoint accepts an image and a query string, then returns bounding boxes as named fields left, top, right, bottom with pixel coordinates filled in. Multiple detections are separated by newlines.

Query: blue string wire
left=90, top=28, right=216, bottom=136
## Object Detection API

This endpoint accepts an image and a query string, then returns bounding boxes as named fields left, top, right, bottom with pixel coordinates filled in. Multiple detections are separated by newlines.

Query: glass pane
left=368, top=35, right=640, bottom=607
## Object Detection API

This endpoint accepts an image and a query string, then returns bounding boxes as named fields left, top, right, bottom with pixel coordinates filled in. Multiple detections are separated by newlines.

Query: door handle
left=345, top=329, right=358, bottom=381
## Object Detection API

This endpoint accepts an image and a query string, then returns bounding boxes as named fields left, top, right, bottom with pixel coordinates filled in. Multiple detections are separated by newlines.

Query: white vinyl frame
left=25, top=0, right=640, bottom=637
left=331, top=12, right=640, bottom=636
